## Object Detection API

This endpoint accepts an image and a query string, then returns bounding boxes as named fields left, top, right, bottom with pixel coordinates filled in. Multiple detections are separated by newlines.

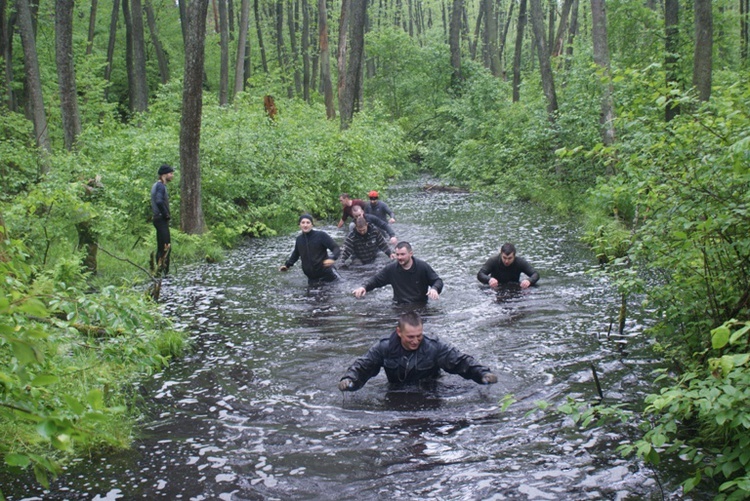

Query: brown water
left=2, top=179, right=679, bottom=500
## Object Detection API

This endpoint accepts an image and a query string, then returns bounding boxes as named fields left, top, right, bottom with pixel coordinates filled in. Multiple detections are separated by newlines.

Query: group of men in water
left=278, top=191, right=540, bottom=394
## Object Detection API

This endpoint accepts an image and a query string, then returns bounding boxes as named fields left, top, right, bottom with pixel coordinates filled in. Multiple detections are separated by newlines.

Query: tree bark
left=485, top=0, right=500, bottom=76
left=693, top=0, right=712, bottom=102
left=233, top=0, right=250, bottom=98
left=665, top=0, right=679, bottom=121
left=318, top=0, right=335, bottom=117
left=2, top=1, right=16, bottom=111
left=178, top=0, right=187, bottom=45
left=469, top=0, right=482, bottom=60
left=253, top=0, right=268, bottom=72
left=17, top=0, right=52, bottom=166
left=55, top=0, right=82, bottom=151
left=340, top=0, right=366, bottom=129
left=337, top=0, right=350, bottom=107
left=449, top=0, right=462, bottom=81
left=180, top=0, right=209, bottom=235
left=122, top=0, right=135, bottom=110
left=742, top=0, right=749, bottom=62
left=130, top=0, right=149, bottom=112
left=564, top=0, right=578, bottom=67
left=243, top=34, right=251, bottom=88
left=104, top=0, right=119, bottom=97
left=512, top=0, right=527, bottom=102
left=552, top=0, right=573, bottom=57
left=590, top=0, right=614, bottom=146
left=301, top=0, right=310, bottom=101
left=86, top=0, right=97, bottom=55
left=218, top=0, right=229, bottom=104
left=287, top=0, right=302, bottom=96
left=145, top=0, right=170, bottom=84
left=498, top=0, right=514, bottom=70
left=528, top=0, right=557, bottom=120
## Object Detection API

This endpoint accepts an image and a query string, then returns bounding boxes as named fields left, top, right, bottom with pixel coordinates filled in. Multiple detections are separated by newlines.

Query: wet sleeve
left=324, top=232, right=341, bottom=261
left=518, top=257, right=539, bottom=285
left=339, top=233, right=354, bottom=264
left=368, top=216, right=395, bottom=237
left=436, top=342, right=490, bottom=384
left=364, top=265, right=392, bottom=292
left=376, top=232, right=392, bottom=257
left=343, top=343, right=385, bottom=390
left=382, top=202, right=395, bottom=219
left=284, top=242, right=300, bottom=268
left=423, top=262, right=443, bottom=293
left=476, top=257, right=495, bottom=284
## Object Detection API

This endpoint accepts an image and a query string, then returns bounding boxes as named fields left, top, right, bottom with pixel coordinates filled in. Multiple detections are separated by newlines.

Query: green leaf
left=10, top=339, right=43, bottom=366
left=62, top=395, right=85, bottom=416
left=729, top=324, right=750, bottom=344
left=31, top=374, right=59, bottom=386
left=87, top=389, right=104, bottom=410
left=712, top=326, right=731, bottom=349
left=5, top=453, right=31, bottom=468
left=18, top=298, right=48, bottom=317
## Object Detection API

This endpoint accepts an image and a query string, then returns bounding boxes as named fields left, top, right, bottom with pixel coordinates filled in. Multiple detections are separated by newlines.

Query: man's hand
left=388, top=218, right=396, bottom=224
left=426, top=287, right=439, bottom=300
left=323, top=259, right=335, bottom=268
left=353, top=287, right=367, bottom=298
left=482, top=373, right=498, bottom=384
left=488, top=278, right=499, bottom=288
left=520, top=279, right=531, bottom=289
left=389, top=236, right=398, bottom=245
left=338, top=378, right=354, bottom=391
left=337, top=219, right=344, bottom=228
left=279, top=265, right=289, bottom=272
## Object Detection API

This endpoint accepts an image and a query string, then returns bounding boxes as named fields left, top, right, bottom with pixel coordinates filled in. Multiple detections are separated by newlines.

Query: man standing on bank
left=280, top=214, right=341, bottom=284
left=338, top=311, right=498, bottom=391
left=353, top=242, right=443, bottom=304
left=151, top=164, right=175, bottom=275
left=365, top=190, right=396, bottom=224
left=477, top=242, right=539, bottom=289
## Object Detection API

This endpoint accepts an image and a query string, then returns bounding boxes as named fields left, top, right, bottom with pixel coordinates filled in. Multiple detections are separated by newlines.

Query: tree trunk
left=104, top=0, right=119, bottom=98
left=512, top=0, right=527, bottom=102
left=86, top=0, right=97, bottom=55
left=130, top=0, right=149, bottom=112
left=218, top=0, right=229, bottom=104
left=498, top=0, right=514, bottom=71
left=547, top=0, right=554, bottom=50
left=17, top=0, right=52, bottom=166
left=340, top=0, right=366, bottom=129
left=449, top=0, right=462, bottom=81
left=564, top=0, right=578, bottom=67
left=693, top=0, right=712, bottom=101
left=469, top=0, right=482, bottom=60
left=552, top=0, right=573, bottom=57
left=287, top=0, right=302, bottom=96
left=122, top=0, right=135, bottom=110
left=441, top=0, right=447, bottom=41
left=228, top=0, right=234, bottom=37
left=56, top=0, right=82, bottom=151
left=254, top=0, right=268, bottom=72
left=318, top=0, right=335, bottom=117
left=590, top=0, right=614, bottom=146
left=665, top=0, right=679, bottom=121
left=302, top=0, right=310, bottom=101
left=2, top=2, right=16, bottom=111
left=233, top=0, right=250, bottom=98
left=145, top=0, right=170, bottom=84
left=180, top=0, right=209, bottom=235
left=178, top=0, right=187, bottom=45
left=243, top=35, right=251, bottom=88
left=742, top=0, right=749, bottom=62
left=337, top=0, right=350, bottom=107
left=486, top=0, right=500, bottom=76
left=275, top=0, right=292, bottom=97
left=528, top=0, right=557, bottom=120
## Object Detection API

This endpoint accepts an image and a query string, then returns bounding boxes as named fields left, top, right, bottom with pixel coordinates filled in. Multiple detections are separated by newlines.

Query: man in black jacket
left=338, top=311, right=497, bottom=391
left=280, top=214, right=341, bottom=283
left=353, top=242, right=442, bottom=304
left=339, top=217, right=394, bottom=265
left=150, top=164, right=175, bottom=275
left=477, top=243, right=539, bottom=289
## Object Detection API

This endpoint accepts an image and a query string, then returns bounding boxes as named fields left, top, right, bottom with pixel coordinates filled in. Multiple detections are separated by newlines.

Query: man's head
left=355, top=216, right=368, bottom=235
left=394, top=241, right=413, bottom=268
left=396, top=311, right=423, bottom=351
left=299, top=214, right=314, bottom=233
left=351, top=205, right=365, bottom=218
left=157, top=164, right=175, bottom=182
left=339, top=193, right=351, bottom=207
left=500, top=242, right=516, bottom=266
left=368, top=190, right=379, bottom=206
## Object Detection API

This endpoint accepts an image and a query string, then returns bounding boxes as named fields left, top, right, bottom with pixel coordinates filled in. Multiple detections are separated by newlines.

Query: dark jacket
left=363, top=214, right=395, bottom=238
left=342, top=331, right=492, bottom=389
left=365, top=201, right=395, bottom=222
left=150, top=181, right=170, bottom=219
left=340, top=225, right=392, bottom=264
left=364, top=258, right=443, bottom=304
left=284, top=229, right=341, bottom=280
left=477, top=255, right=539, bottom=285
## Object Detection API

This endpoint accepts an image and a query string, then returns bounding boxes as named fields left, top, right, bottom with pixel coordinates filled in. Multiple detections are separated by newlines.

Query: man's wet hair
left=501, top=243, right=516, bottom=255
left=398, top=311, right=423, bottom=330
left=395, top=241, right=412, bottom=252
left=355, top=216, right=368, bottom=230
left=351, top=205, right=364, bottom=216
left=339, top=193, right=350, bottom=200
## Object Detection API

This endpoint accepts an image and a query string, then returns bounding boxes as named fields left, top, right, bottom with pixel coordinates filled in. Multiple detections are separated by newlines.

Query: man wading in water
left=338, top=311, right=498, bottom=391
left=280, top=214, right=341, bottom=284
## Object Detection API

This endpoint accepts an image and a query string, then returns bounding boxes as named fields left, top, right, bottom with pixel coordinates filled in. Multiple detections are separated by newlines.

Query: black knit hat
left=158, top=164, right=174, bottom=176
left=299, top=213, right=314, bottom=224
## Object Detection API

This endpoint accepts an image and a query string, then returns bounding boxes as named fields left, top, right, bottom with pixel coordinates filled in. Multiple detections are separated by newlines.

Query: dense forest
left=1, top=0, right=749, bottom=497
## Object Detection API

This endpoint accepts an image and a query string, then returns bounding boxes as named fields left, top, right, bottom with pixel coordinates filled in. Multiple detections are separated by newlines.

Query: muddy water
left=4, top=179, right=677, bottom=500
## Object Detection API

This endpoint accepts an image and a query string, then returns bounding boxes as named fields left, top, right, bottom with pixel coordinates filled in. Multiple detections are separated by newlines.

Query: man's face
left=396, top=322, right=423, bottom=351
left=299, top=219, right=313, bottom=233
left=501, top=252, right=516, bottom=266
left=339, top=196, right=351, bottom=207
left=351, top=206, right=364, bottom=218
left=355, top=224, right=368, bottom=236
left=165, top=172, right=174, bottom=183
left=369, top=197, right=378, bottom=206
left=395, top=247, right=413, bottom=268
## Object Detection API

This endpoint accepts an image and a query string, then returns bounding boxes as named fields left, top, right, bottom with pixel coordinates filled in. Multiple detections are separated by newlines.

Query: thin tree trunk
left=17, top=0, right=52, bottom=165
left=742, top=0, right=749, bottom=62
left=3, top=1, right=17, bottom=111
left=486, top=0, right=500, bottom=76
left=547, top=0, right=554, bottom=50
left=590, top=0, right=614, bottom=146
left=130, top=0, right=149, bottom=112
left=564, top=0, right=578, bottom=67
left=180, top=0, right=210, bottom=235
left=218, top=0, right=229, bottom=104
left=178, top=0, right=187, bottom=45
left=340, top=0, right=366, bottom=129
left=693, top=0, right=712, bottom=101
left=56, top=0, right=82, bottom=151
left=254, top=0, right=268, bottom=72
left=145, top=0, right=170, bottom=84
left=552, top=0, right=573, bottom=56
left=441, top=0, right=447, bottom=41
left=512, top=0, right=527, bottom=102
left=318, top=0, right=335, bottom=117
left=228, top=0, right=234, bottom=37
left=470, top=0, right=483, bottom=60
left=449, top=0, right=462, bottom=81
left=233, top=0, right=250, bottom=98
left=337, top=0, right=350, bottom=106
left=407, top=0, right=413, bottom=36
left=86, top=0, right=97, bottom=54
left=211, top=0, right=219, bottom=32
left=301, top=0, right=310, bottom=101
left=529, top=0, right=557, bottom=120
left=498, top=0, right=513, bottom=66
left=287, top=0, right=302, bottom=96
left=243, top=35, right=251, bottom=88
left=122, top=0, right=135, bottom=110
left=665, top=0, right=679, bottom=121
left=104, top=0, right=119, bottom=97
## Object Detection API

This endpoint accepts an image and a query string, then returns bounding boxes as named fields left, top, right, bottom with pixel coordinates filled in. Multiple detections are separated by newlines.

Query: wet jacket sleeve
left=284, top=243, right=300, bottom=268
left=342, top=341, right=386, bottom=390
left=322, top=232, right=341, bottom=261
left=376, top=231, right=392, bottom=258
left=367, top=216, right=395, bottom=237
left=423, top=262, right=444, bottom=293
left=517, top=257, right=540, bottom=285
left=435, top=341, right=491, bottom=384
left=364, top=264, right=393, bottom=292
left=476, top=256, right=497, bottom=284
left=339, top=232, right=356, bottom=264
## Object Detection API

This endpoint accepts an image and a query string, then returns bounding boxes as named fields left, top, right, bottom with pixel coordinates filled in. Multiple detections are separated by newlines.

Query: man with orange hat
left=365, top=190, right=396, bottom=224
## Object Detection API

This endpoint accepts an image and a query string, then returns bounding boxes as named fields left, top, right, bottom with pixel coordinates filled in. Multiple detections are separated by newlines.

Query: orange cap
left=368, top=190, right=379, bottom=198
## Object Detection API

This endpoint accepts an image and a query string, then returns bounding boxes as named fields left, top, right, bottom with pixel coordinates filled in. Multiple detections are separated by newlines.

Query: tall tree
left=318, top=0, right=335, bottom=117
left=180, top=0, right=210, bottom=235
left=218, top=0, right=229, bottom=104
left=104, top=0, right=120, bottom=99
left=340, top=0, right=367, bottom=129
left=287, top=0, right=302, bottom=95
left=693, top=0, right=712, bottom=101
left=742, top=0, right=749, bottom=62
left=130, top=0, right=149, bottom=112
left=470, top=0, right=483, bottom=60
left=178, top=0, right=187, bottom=45
left=86, top=0, right=98, bottom=55
left=337, top=0, right=351, bottom=106
left=3, top=0, right=17, bottom=111
left=144, top=0, right=170, bottom=84
left=590, top=0, right=614, bottom=146
left=552, top=0, right=574, bottom=57
left=564, top=0, right=578, bottom=67
left=17, top=0, right=52, bottom=167
left=302, top=0, right=310, bottom=101
left=528, top=0, right=557, bottom=120
left=233, top=0, right=250, bottom=98
left=512, top=0, right=527, bottom=102
left=253, top=0, right=268, bottom=72
left=56, top=0, right=82, bottom=151
left=449, top=0, right=462, bottom=81
left=122, top=0, right=136, bottom=109
left=665, top=0, right=679, bottom=121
